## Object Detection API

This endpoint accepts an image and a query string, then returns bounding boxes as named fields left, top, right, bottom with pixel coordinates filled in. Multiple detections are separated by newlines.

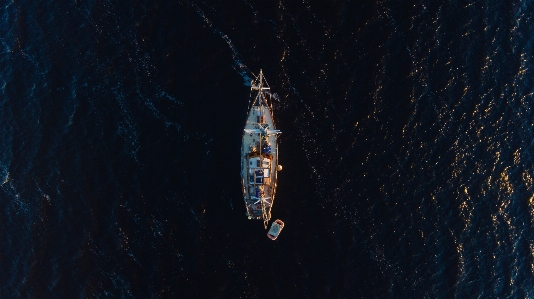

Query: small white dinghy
left=267, top=219, right=284, bottom=240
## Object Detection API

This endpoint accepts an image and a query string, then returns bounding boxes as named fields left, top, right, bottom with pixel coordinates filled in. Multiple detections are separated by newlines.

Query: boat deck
left=241, top=103, right=278, bottom=220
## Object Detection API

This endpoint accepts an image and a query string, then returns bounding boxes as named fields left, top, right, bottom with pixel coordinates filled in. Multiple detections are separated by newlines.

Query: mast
left=259, top=69, right=263, bottom=91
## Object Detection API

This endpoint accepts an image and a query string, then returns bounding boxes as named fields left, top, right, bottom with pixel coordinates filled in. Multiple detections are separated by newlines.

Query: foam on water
left=190, top=1, right=253, bottom=86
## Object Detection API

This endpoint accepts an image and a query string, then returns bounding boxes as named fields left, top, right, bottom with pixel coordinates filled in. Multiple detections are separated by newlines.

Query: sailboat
left=240, top=70, right=282, bottom=229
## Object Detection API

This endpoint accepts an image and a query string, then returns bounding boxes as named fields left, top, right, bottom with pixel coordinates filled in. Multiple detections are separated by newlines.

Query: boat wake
left=189, top=1, right=253, bottom=86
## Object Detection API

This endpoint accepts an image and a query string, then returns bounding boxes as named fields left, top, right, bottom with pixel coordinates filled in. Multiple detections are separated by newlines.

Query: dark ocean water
left=2, top=0, right=534, bottom=298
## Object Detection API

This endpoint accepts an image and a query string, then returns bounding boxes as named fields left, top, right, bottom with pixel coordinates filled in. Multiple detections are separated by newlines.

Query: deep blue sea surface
left=2, top=1, right=534, bottom=298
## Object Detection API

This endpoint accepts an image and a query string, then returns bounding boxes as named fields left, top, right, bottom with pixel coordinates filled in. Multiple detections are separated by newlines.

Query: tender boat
left=267, top=219, right=285, bottom=240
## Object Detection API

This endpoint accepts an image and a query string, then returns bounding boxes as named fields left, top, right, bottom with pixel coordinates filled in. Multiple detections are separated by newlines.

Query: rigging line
left=247, top=69, right=259, bottom=84
left=261, top=74, right=270, bottom=88
left=244, top=66, right=257, bottom=80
